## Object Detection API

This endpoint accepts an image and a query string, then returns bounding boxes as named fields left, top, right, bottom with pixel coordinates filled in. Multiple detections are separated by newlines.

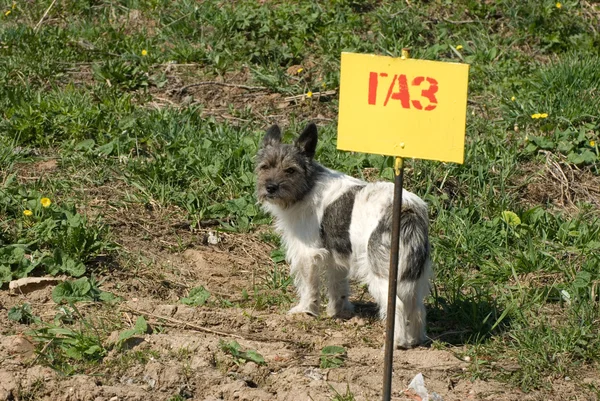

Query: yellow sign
left=337, top=52, right=469, bottom=163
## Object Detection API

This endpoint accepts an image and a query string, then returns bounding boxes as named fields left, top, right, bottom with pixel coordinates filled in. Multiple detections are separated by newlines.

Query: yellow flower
left=591, top=140, right=597, bottom=147
left=40, top=198, right=51, bottom=208
left=511, top=96, right=516, bottom=102
left=455, top=45, right=463, bottom=50
left=141, top=49, right=148, bottom=56
left=297, top=68, right=303, bottom=73
left=4, top=10, right=11, bottom=16
left=556, top=2, right=562, bottom=8
left=531, top=113, right=541, bottom=119
left=23, top=210, right=33, bottom=217
left=306, top=91, right=313, bottom=98
left=12, top=2, right=16, bottom=9
left=539, top=113, right=548, bottom=118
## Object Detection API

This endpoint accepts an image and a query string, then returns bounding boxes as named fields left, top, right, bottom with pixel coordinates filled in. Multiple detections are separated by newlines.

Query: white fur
left=263, top=167, right=432, bottom=348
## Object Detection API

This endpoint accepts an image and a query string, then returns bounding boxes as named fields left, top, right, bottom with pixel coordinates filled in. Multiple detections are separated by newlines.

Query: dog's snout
left=266, top=183, right=279, bottom=194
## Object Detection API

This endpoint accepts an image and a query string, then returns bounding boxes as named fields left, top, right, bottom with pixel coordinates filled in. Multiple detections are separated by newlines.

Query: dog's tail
left=367, top=199, right=430, bottom=282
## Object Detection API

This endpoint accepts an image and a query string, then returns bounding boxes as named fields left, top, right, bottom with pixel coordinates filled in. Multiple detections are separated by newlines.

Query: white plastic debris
left=405, top=373, right=444, bottom=401
left=303, top=367, right=324, bottom=381
left=207, top=231, right=220, bottom=245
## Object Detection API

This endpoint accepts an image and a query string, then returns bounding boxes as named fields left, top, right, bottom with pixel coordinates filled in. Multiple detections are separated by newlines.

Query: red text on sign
left=368, top=73, right=439, bottom=111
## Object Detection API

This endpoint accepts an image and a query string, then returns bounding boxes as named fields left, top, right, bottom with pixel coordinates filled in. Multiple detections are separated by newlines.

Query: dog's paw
left=288, top=304, right=319, bottom=317
left=326, top=301, right=354, bottom=319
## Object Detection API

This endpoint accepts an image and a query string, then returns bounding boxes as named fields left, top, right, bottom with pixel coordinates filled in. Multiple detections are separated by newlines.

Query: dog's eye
left=259, top=164, right=269, bottom=170
left=285, top=168, right=296, bottom=174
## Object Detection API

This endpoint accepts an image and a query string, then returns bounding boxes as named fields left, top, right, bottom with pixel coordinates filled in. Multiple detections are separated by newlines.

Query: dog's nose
left=266, top=183, right=279, bottom=194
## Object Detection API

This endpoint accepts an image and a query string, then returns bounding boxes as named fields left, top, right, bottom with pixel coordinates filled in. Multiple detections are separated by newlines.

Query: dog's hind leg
left=288, top=260, right=321, bottom=316
left=395, top=282, right=426, bottom=348
left=365, top=273, right=427, bottom=348
left=325, top=264, right=354, bottom=318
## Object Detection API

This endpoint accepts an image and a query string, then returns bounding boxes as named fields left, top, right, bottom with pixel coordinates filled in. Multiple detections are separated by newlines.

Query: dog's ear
left=295, top=123, right=318, bottom=158
left=263, top=125, right=282, bottom=147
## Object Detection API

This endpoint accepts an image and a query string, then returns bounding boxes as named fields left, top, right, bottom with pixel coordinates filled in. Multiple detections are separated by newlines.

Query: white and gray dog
left=256, top=123, right=432, bottom=348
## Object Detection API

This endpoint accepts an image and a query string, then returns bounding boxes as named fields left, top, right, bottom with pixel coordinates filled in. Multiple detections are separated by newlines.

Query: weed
left=329, top=383, right=356, bottom=401
left=117, top=316, right=149, bottom=348
left=180, top=286, right=210, bottom=306
left=52, top=277, right=117, bottom=304
left=219, top=340, right=266, bottom=366
left=8, top=303, right=38, bottom=324
left=320, top=346, right=347, bottom=369
left=29, top=305, right=107, bottom=375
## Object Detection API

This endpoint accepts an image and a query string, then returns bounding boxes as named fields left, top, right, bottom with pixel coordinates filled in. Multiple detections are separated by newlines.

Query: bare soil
left=2, top=217, right=598, bottom=401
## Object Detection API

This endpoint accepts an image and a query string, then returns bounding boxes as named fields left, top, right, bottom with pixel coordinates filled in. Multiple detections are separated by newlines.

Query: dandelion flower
left=556, top=2, right=562, bottom=8
left=455, top=45, right=463, bottom=50
left=306, top=91, right=313, bottom=98
left=141, top=49, right=148, bottom=56
left=531, top=113, right=541, bottom=119
left=540, top=113, right=548, bottom=118
left=591, top=140, right=597, bottom=147
left=40, top=198, right=51, bottom=208
left=23, top=210, right=33, bottom=217
left=4, top=10, right=11, bottom=16
left=511, top=96, right=516, bottom=102
left=297, top=68, right=303, bottom=73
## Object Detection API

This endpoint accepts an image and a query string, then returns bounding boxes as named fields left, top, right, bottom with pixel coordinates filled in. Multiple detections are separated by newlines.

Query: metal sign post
left=336, top=45, right=469, bottom=401
left=381, top=156, right=405, bottom=401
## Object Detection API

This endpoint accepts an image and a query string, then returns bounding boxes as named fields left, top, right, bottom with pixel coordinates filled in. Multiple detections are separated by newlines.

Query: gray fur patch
left=368, top=205, right=430, bottom=281
left=320, top=186, right=364, bottom=256
left=255, top=143, right=326, bottom=208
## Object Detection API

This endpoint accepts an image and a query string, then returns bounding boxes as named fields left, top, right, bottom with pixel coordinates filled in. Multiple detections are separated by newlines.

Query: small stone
left=5, top=336, right=35, bottom=361
left=240, top=362, right=258, bottom=376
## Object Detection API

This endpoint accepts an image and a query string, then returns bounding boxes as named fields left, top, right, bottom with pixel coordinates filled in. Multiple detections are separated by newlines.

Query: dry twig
left=123, top=306, right=296, bottom=344
left=34, top=0, right=58, bottom=33
left=174, top=81, right=267, bottom=95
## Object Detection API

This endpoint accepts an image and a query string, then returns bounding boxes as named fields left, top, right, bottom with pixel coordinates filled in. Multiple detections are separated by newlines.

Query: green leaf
left=0, top=265, right=13, bottom=285
left=117, top=328, right=138, bottom=344
left=180, top=286, right=210, bottom=306
left=64, top=347, right=83, bottom=360
left=573, top=271, right=592, bottom=289
left=117, top=316, right=148, bottom=345
left=134, top=316, right=148, bottom=333
left=502, top=211, right=521, bottom=227
left=52, top=277, right=92, bottom=303
left=61, top=258, right=86, bottom=277
left=8, top=305, right=24, bottom=322
left=74, top=139, right=95, bottom=151
left=568, top=150, right=596, bottom=165
left=270, top=248, right=286, bottom=264
left=241, top=349, right=266, bottom=365
left=320, top=345, right=347, bottom=369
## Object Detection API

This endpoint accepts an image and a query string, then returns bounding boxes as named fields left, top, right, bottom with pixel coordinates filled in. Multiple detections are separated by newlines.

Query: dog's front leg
left=288, top=259, right=321, bottom=317
left=325, top=266, right=354, bottom=318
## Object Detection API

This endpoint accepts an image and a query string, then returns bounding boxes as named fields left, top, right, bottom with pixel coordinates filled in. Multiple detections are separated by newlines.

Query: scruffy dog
left=256, top=123, right=432, bottom=348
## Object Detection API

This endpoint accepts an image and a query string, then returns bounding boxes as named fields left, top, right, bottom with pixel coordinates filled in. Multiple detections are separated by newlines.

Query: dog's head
left=255, top=123, right=320, bottom=208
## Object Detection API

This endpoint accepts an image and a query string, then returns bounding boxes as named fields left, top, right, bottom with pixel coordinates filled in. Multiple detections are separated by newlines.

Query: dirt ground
left=1, top=218, right=597, bottom=401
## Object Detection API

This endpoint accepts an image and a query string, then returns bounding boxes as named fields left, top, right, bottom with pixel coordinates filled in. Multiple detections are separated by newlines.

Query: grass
left=1, top=0, right=599, bottom=396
